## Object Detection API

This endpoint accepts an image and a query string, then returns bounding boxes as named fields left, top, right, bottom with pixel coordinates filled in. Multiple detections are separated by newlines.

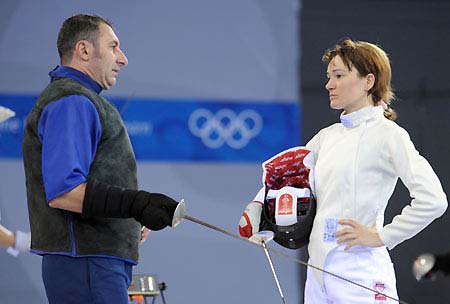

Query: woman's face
left=325, top=55, right=372, bottom=114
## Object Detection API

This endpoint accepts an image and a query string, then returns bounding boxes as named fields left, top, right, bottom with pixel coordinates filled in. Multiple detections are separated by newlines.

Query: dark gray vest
left=23, top=77, right=141, bottom=262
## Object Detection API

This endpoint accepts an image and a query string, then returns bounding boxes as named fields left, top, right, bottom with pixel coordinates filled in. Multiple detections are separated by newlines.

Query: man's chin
left=104, top=79, right=117, bottom=90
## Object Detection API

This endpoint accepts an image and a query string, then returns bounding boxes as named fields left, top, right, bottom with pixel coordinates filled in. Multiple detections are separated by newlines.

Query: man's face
left=87, top=23, right=128, bottom=90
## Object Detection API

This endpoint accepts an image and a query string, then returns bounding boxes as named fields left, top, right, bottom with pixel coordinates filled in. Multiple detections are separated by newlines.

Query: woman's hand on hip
left=334, top=219, right=384, bottom=250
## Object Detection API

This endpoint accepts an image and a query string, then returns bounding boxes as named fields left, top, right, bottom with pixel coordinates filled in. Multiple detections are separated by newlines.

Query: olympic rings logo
left=188, top=108, right=263, bottom=149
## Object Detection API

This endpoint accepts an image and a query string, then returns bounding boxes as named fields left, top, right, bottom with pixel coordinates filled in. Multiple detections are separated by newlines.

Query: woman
left=303, top=38, right=447, bottom=303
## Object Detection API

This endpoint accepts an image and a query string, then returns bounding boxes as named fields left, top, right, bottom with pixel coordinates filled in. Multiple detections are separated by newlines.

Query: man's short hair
left=57, top=14, right=113, bottom=64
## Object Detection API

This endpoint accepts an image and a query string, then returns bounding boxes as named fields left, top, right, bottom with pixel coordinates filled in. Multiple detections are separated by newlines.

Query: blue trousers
left=42, top=255, right=133, bottom=304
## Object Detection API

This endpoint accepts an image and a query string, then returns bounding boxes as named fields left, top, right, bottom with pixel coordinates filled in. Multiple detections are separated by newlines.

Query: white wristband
left=14, top=230, right=31, bottom=253
left=6, top=246, right=19, bottom=257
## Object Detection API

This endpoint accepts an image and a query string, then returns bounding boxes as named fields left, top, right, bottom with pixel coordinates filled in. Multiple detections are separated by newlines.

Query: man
left=22, top=14, right=180, bottom=304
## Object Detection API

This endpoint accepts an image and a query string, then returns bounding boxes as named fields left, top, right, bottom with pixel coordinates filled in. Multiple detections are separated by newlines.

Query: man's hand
left=334, top=219, right=384, bottom=250
left=140, top=227, right=151, bottom=244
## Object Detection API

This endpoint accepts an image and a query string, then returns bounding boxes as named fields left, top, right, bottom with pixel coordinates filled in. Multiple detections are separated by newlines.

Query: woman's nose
left=325, top=79, right=333, bottom=90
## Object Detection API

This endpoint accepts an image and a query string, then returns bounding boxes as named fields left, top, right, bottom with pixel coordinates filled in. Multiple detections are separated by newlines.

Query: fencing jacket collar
left=340, top=105, right=384, bottom=128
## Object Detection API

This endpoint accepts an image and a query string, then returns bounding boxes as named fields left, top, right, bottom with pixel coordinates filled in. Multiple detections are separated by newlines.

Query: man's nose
left=117, top=48, right=128, bottom=67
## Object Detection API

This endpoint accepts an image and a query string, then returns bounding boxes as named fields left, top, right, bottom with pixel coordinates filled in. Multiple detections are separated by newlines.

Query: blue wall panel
left=1, top=95, right=300, bottom=162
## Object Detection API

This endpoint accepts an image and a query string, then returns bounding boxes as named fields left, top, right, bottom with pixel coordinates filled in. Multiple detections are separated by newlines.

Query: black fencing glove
left=82, top=180, right=179, bottom=231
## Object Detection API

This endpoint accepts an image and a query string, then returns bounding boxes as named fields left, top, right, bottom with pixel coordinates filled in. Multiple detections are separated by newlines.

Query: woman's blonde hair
left=322, top=38, right=397, bottom=120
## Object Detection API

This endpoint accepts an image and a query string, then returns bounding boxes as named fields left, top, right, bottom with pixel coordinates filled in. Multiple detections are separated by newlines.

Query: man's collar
left=49, top=65, right=102, bottom=94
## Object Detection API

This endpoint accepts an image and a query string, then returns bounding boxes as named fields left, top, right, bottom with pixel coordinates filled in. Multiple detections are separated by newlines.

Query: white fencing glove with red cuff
left=238, top=201, right=263, bottom=238
left=6, top=230, right=31, bottom=257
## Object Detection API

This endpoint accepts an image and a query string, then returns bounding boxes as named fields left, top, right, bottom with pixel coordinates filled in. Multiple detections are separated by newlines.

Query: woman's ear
left=366, top=73, right=375, bottom=92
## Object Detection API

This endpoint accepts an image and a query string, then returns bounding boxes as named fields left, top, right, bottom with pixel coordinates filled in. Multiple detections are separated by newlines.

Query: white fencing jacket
left=305, top=105, right=447, bottom=283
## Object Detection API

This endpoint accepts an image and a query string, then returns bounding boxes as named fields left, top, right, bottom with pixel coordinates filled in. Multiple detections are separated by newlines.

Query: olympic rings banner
left=0, top=94, right=301, bottom=162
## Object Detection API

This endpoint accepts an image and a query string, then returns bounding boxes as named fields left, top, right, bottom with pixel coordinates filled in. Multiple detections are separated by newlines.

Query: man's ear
left=74, top=40, right=92, bottom=61
left=366, top=73, right=375, bottom=91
